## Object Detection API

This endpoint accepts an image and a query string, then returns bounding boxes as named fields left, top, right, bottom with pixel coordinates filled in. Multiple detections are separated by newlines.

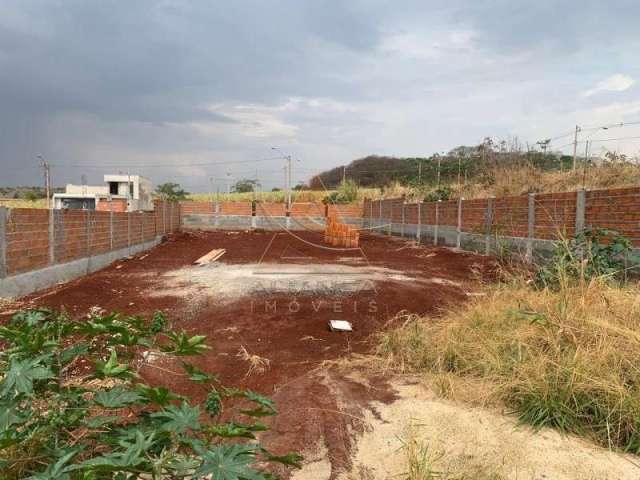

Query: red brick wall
left=534, top=192, right=576, bottom=240
left=461, top=199, right=489, bottom=233
left=404, top=203, right=419, bottom=224
left=219, top=202, right=252, bottom=216
left=179, top=201, right=214, bottom=215
left=256, top=202, right=286, bottom=217
left=96, top=199, right=127, bottom=212
left=4, top=209, right=50, bottom=276
left=492, top=195, right=529, bottom=238
left=585, top=187, right=640, bottom=243
left=327, top=203, right=363, bottom=219
left=2, top=202, right=179, bottom=278
left=438, top=200, right=458, bottom=227
left=421, top=202, right=437, bottom=225
left=291, top=202, right=325, bottom=217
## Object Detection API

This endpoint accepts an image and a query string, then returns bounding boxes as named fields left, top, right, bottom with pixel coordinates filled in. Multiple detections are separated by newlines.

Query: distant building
left=53, top=175, right=154, bottom=211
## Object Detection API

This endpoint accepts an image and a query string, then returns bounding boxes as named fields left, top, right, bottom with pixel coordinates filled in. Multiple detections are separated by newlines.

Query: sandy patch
left=330, top=379, right=640, bottom=480
left=153, top=262, right=420, bottom=301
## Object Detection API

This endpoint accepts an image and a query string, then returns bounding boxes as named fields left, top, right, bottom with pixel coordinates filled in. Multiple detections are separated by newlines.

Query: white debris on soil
left=152, top=263, right=419, bottom=301
left=329, top=320, right=353, bottom=332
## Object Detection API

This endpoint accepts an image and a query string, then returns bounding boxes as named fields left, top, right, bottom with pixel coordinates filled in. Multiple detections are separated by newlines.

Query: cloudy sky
left=2, top=1, right=640, bottom=192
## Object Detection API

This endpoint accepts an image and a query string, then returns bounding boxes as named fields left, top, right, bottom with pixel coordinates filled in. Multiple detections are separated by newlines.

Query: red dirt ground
left=0, top=230, right=497, bottom=478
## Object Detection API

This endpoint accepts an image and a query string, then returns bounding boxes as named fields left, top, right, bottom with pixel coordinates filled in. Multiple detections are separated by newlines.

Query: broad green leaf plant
left=0, top=309, right=301, bottom=479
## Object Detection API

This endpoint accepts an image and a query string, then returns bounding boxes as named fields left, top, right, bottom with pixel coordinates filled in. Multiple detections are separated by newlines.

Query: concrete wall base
left=0, top=236, right=162, bottom=299
left=364, top=218, right=559, bottom=259
left=182, top=214, right=336, bottom=231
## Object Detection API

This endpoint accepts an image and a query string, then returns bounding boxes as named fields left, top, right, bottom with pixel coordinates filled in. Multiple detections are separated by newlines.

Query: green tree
left=233, top=179, right=258, bottom=193
left=23, top=191, right=39, bottom=202
left=155, top=182, right=189, bottom=201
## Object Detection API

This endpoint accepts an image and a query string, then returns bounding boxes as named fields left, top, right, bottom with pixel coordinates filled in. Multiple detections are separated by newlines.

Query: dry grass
left=378, top=275, right=640, bottom=452
left=401, top=422, right=504, bottom=480
left=373, top=162, right=640, bottom=201
left=188, top=188, right=378, bottom=203
left=0, top=198, right=47, bottom=209
left=460, top=162, right=640, bottom=199
left=236, top=345, right=270, bottom=377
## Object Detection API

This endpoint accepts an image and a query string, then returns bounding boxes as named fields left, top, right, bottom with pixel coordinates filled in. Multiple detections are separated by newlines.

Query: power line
left=50, top=156, right=286, bottom=169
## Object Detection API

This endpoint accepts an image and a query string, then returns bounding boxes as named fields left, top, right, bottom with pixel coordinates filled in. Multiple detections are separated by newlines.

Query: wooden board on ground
left=194, top=248, right=226, bottom=265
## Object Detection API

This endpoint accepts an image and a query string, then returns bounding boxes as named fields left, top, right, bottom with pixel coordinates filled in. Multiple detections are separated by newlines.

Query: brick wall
left=96, top=199, right=127, bottom=212
left=179, top=201, right=214, bottom=215
left=4, top=209, right=50, bottom=276
left=492, top=195, right=529, bottom=238
left=362, top=187, right=640, bottom=248
left=291, top=202, right=325, bottom=217
left=534, top=192, right=576, bottom=240
left=255, top=202, right=286, bottom=217
left=585, top=187, right=640, bottom=243
left=180, top=201, right=362, bottom=219
left=219, top=202, right=252, bottom=216
left=1, top=202, right=179, bottom=278
left=327, top=203, right=364, bottom=219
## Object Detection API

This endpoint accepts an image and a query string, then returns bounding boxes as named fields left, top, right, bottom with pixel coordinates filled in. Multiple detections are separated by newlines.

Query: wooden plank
left=194, top=248, right=226, bottom=265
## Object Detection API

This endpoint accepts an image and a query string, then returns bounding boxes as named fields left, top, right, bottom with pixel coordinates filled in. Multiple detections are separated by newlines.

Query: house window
left=109, top=182, right=118, bottom=195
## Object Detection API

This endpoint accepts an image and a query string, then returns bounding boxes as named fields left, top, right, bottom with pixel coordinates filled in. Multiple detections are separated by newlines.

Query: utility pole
left=572, top=125, right=580, bottom=171
left=418, top=161, right=422, bottom=184
left=271, top=147, right=293, bottom=210
left=436, top=154, right=441, bottom=188
left=537, top=139, right=550, bottom=159
left=342, top=165, right=346, bottom=184
left=283, top=164, right=288, bottom=203
left=226, top=173, right=231, bottom=194
left=287, top=155, right=292, bottom=211
left=582, top=140, right=590, bottom=188
left=38, top=155, right=51, bottom=209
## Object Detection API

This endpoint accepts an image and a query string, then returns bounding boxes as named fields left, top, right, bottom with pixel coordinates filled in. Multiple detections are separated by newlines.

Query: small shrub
left=323, top=179, right=359, bottom=204
left=535, top=227, right=639, bottom=288
left=0, top=309, right=301, bottom=479
left=423, top=186, right=452, bottom=202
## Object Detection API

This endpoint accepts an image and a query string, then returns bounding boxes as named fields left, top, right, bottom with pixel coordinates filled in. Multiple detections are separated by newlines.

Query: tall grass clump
left=379, top=231, right=640, bottom=452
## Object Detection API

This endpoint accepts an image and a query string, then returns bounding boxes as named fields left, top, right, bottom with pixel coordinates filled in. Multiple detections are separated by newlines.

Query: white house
left=53, top=175, right=154, bottom=211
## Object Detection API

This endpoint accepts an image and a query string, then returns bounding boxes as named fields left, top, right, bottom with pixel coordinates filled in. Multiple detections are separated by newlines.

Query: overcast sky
left=2, top=1, right=640, bottom=192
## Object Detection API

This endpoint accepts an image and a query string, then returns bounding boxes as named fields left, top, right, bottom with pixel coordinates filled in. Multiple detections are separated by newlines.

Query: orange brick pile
left=324, top=216, right=360, bottom=248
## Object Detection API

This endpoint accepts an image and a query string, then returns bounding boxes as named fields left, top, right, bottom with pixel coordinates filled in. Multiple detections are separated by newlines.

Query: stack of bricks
left=324, top=216, right=360, bottom=248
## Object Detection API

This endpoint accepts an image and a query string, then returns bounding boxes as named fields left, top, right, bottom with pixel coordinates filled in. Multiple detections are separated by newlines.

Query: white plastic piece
left=329, top=320, right=353, bottom=332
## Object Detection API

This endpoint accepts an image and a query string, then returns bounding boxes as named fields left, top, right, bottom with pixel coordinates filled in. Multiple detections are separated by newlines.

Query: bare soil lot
left=0, top=230, right=496, bottom=477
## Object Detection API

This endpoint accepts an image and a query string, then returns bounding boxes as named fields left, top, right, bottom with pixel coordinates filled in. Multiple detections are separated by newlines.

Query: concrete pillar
left=575, top=189, right=586, bottom=234
left=434, top=200, right=441, bottom=246
left=388, top=201, right=393, bottom=236
left=527, top=193, right=535, bottom=261
left=169, top=203, right=174, bottom=232
left=485, top=197, right=494, bottom=255
left=48, top=208, right=55, bottom=265
left=401, top=202, right=405, bottom=238
left=0, top=207, right=7, bottom=279
left=379, top=198, right=382, bottom=226
left=109, top=209, right=114, bottom=250
left=369, top=200, right=373, bottom=223
left=456, top=198, right=463, bottom=249
left=416, top=202, right=422, bottom=243
left=162, top=201, right=167, bottom=235
left=86, top=209, right=91, bottom=259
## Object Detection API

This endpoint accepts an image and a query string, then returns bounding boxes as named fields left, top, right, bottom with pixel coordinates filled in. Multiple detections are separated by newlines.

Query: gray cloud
left=1, top=1, right=639, bottom=191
